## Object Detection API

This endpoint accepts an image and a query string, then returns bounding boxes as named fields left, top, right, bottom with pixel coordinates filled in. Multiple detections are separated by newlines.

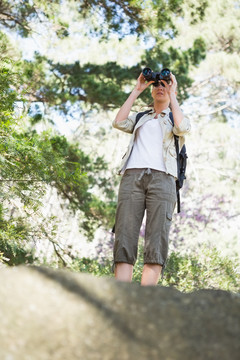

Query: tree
left=0, top=0, right=214, bottom=268
left=0, top=52, right=117, bottom=266
left=0, top=1, right=208, bottom=118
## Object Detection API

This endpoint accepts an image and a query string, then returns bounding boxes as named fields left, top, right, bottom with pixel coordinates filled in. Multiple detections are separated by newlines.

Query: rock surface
left=0, top=266, right=239, bottom=360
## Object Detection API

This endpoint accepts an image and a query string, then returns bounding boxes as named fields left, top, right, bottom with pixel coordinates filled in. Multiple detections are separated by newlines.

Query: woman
left=112, top=71, right=190, bottom=286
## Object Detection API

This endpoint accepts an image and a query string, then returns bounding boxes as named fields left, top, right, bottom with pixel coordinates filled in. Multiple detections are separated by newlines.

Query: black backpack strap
left=135, top=109, right=153, bottom=127
left=169, top=112, right=181, bottom=213
left=177, top=191, right=181, bottom=213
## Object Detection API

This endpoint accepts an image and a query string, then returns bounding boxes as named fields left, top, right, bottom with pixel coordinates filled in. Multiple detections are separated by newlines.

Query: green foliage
left=0, top=205, right=36, bottom=266
left=0, top=0, right=210, bottom=40
left=78, top=0, right=144, bottom=38
left=145, top=0, right=208, bottom=38
left=0, top=233, right=35, bottom=266
left=0, top=0, right=62, bottom=37
left=68, top=246, right=240, bottom=293
left=43, top=134, right=117, bottom=236
left=0, top=0, right=143, bottom=39
left=0, top=53, right=117, bottom=267
left=0, top=2, right=208, bottom=114
left=0, top=121, right=116, bottom=237
left=0, top=59, right=19, bottom=114
left=70, top=257, right=113, bottom=277
left=18, top=40, right=206, bottom=114
left=161, top=248, right=240, bottom=293
left=133, top=245, right=240, bottom=292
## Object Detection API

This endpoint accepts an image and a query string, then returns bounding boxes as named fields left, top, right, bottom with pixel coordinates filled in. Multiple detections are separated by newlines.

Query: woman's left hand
left=162, top=73, right=177, bottom=97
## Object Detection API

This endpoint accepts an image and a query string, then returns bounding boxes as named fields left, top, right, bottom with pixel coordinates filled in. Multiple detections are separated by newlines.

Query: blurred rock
left=0, top=266, right=239, bottom=360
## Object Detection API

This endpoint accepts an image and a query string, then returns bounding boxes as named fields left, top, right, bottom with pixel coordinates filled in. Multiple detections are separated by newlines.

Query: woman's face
left=151, top=81, right=170, bottom=104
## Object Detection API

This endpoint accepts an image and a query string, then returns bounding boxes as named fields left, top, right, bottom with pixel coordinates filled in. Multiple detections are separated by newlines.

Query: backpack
left=135, top=109, right=188, bottom=213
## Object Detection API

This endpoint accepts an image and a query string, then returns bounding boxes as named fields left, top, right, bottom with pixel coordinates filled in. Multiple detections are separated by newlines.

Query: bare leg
left=115, top=263, right=133, bottom=282
left=141, top=264, right=162, bottom=286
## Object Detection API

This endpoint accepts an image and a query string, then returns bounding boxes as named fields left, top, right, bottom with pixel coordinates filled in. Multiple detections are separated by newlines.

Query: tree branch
left=0, top=11, right=31, bottom=31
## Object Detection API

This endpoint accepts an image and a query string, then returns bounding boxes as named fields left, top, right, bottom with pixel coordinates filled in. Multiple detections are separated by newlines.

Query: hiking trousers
left=113, top=168, right=176, bottom=272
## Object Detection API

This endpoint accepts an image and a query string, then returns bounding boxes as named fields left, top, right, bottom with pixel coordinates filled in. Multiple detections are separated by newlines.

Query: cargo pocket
left=166, top=212, right=172, bottom=222
left=165, top=212, right=173, bottom=237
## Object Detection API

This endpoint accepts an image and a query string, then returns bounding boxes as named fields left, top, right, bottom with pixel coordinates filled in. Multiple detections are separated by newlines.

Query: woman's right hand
left=134, top=73, right=154, bottom=92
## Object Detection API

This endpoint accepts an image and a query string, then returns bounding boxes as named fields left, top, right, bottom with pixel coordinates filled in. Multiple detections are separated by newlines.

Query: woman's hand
left=162, top=73, right=177, bottom=97
left=134, top=73, right=154, bottom=93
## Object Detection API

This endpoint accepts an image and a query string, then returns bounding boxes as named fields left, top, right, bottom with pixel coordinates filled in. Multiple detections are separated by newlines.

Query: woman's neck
left=154, top=101, right=170, bottom=114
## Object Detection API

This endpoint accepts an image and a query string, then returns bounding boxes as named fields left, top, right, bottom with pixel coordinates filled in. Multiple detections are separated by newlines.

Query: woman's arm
left=163, top=73, right=184, bottom=128
left=114, top=73, right=153, bottom=124
left=169, top=92, right=184, bottom=128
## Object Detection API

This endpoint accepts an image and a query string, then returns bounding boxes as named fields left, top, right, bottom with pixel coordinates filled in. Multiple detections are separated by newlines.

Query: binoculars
left=142, top=67, right=171, bottom=86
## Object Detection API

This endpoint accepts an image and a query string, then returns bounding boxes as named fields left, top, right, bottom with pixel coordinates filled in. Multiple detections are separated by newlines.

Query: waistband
left=124, top=168, right=165, bottom=175
left=124, top=168, right=166, bottom=181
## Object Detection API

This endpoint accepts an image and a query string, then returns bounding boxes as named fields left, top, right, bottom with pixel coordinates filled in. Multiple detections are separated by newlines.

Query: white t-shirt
left=125, top=114, right=167, bottom=172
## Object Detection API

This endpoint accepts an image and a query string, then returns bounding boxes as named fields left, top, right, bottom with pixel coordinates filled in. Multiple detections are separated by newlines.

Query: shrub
left=69, top=245, right=240, bottom=293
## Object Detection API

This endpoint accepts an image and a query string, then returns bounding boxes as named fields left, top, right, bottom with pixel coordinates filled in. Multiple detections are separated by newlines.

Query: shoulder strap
left=169, top=112, right=180, bottom=173
left=169, top=112, right=181, bottom=213
left=135, top=109, right=152, bottom=127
